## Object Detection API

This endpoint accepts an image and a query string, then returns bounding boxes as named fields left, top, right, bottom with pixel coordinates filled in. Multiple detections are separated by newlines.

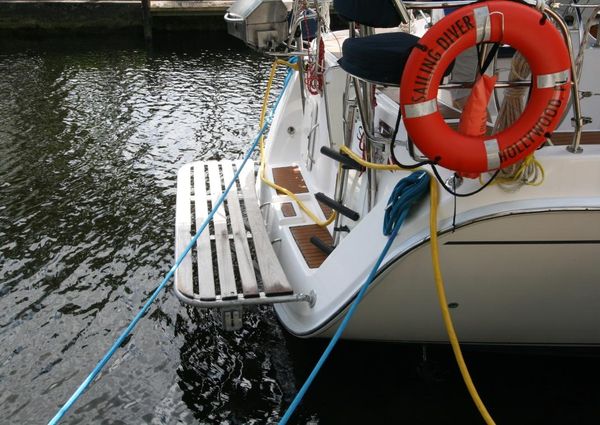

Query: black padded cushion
left=334, top=0, right=401, bottom=28
left=338, top=32, right=420, bottom=85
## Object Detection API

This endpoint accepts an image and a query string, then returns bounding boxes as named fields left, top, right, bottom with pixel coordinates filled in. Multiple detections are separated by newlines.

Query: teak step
left=272, top=164, right=333, bottom=219
left=290, top=225, right=334, bottom=269
left=174, top=160, right=313, bottom=322
left=272, top=165, right=309, bottom=194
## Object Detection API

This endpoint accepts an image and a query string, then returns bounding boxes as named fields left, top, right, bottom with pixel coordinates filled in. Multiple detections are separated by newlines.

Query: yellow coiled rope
left=259, top=59, right=336, bottom=227
left=492, top=51, right=545, bottom=190
left=483, top=154, right=545, bottom=190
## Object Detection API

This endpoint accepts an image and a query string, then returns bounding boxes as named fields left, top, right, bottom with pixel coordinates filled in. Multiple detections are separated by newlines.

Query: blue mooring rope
left=48, top=64, right=295, bottom=425
left=278, top=170, right=430, bottom=424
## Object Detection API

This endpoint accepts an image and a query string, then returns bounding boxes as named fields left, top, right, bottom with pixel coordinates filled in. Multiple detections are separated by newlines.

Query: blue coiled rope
left=382, top=171, right=430, bottom=236
left=279, top=170, right=430, bottom=424
left=48, top=63, right=295, bottom=425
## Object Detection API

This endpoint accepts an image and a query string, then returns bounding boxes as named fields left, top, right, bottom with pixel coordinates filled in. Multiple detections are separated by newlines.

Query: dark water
left=1, top=34, right=599, bottom=425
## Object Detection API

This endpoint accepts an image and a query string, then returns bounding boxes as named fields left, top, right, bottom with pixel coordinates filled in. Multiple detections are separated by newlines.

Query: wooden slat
left=193, top=163, right=215, bottom=301
left=208, top=162, right=237, bottom=300
left=175, top=164, right=193, bottom=296
left=290, top=225, right=333, bottom=269
left=222, top=161, right=259, bottom=298
left=238, top=161, right=293, bottom=296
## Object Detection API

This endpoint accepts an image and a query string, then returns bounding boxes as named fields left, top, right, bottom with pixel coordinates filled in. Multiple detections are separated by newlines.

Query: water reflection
left=0, top=34, right=290, bottom=424
left=1, top=33, right=600, bottom=425
left=177, top=307, right=296, bottom=423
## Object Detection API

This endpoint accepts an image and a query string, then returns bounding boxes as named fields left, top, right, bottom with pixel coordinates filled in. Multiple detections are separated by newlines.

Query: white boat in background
left=174, top=0, right=600, bottom=346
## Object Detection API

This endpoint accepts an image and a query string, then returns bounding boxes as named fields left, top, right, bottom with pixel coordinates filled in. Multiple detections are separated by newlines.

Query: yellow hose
left=259, top=60, right=336, bottom=227
left=263, top=67, right=494, bottom=422
left=337, top=144, right=495, bottom=424
left=339, top=145, right=419, bottom=171
left=428, top=176, right=496, bottom=425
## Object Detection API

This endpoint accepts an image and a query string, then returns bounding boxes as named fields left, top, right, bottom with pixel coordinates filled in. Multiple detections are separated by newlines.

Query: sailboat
left=174, top=0, right=600, bottom=346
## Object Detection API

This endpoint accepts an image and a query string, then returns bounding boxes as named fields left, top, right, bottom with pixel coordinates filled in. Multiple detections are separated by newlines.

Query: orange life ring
left=400, top=1, right=571, bottom=174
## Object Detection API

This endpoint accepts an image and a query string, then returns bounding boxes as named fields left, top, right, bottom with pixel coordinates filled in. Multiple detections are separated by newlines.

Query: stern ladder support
left=315, top=192, right=359, bottom=221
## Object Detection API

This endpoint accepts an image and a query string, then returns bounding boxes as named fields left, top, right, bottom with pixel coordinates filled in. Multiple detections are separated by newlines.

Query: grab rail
left=545, top=6, right=584, bottom=153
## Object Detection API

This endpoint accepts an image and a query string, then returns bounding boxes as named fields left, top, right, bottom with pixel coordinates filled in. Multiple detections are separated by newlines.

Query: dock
left=150, top=0, right=233, bottom=15
left=0, top=0, right=344, bottom=40
left=0, top=0, right=236, bottom=36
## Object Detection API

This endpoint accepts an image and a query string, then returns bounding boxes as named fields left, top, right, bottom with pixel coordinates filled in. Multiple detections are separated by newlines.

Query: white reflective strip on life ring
left=474, top=6, right=492, bottom=43
left=484, top=138, right=500, bottom=170
left=404, top=99, right=438, bottom=118
left=536, top=70, right=570, bottom=89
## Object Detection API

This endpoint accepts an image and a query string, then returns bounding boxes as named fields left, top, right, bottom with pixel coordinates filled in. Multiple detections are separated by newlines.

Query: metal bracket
left=571, top=116, right=593, bottom=126
left=221, top=308, right=243, bottom=331
left=445, top=174, right=464, bottom=191
left=567, top=145, right=584, bottom=153
left=308, top=290, right=317, bottom=308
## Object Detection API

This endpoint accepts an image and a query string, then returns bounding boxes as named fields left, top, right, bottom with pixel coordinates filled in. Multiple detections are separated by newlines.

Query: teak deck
left=272, top=166, right=309, bottom=194
left=551, top=131, right=600, bottom=146
left=272, top=165, right=334, bottom=268
left=290, top=225, right=333, bottom=269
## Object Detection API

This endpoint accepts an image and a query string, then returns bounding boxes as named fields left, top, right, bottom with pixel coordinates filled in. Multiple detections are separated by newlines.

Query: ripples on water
left=0, top=34, right=297, bottom=424
left=1, top=34, right=600, bottom=425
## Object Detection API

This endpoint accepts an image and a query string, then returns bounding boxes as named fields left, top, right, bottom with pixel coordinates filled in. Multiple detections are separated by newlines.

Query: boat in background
left=173, top=0, right=600, bottom=346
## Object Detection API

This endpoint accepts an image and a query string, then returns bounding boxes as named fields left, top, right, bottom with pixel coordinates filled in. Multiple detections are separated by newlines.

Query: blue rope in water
left=278, top=170, right=430, bottom=425
left=48, top=64, right=295, bottom=425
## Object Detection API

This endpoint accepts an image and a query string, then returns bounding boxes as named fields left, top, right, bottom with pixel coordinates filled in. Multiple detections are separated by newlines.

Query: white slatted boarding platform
left=174, top=160, right=313, bottom=329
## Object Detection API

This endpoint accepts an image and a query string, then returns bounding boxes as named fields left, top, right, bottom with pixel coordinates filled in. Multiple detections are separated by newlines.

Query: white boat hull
left=257, top=40, right=600, bottom=345
left=170, top=14, right=600, bottom=345
left=293, top=210, right=600, bottom=345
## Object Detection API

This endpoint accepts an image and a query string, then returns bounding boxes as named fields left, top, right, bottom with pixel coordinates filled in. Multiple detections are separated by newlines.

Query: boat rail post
left=354, top=24, right=377, bottom=212
left=295, top=35, right=307, bottom=112
left=544, top=6, right=584, bottom=153
left=391, top=0, right=412, bottom=24
left=331, top=73, right=358, bottom=246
